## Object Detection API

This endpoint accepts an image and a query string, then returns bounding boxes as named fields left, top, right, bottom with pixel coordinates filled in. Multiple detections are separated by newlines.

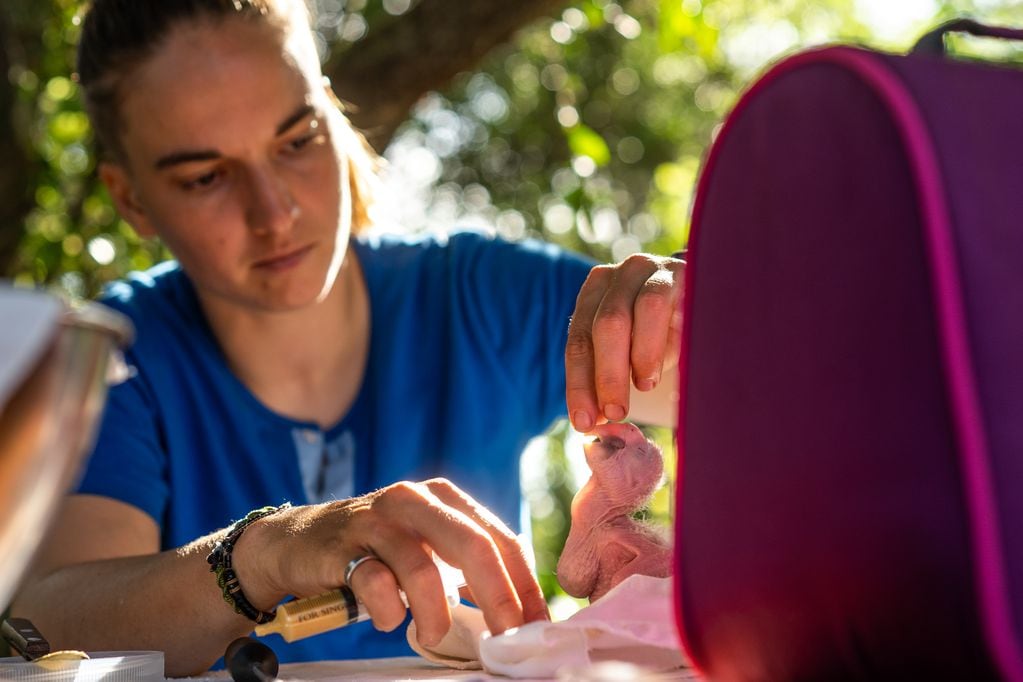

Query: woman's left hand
left=565, top=252, right=685, bottom=431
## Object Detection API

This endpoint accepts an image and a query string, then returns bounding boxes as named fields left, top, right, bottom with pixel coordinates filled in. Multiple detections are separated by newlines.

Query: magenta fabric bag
left=674, top=21, right=1023, bottom=681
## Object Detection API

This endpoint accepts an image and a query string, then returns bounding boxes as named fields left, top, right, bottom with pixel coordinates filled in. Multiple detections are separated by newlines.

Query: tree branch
left=325, top=0, right=569, bottom=152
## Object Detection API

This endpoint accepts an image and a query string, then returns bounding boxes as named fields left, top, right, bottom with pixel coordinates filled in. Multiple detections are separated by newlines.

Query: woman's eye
left=182, top=170, right=221, bottom=191
left=286, top=131, right=324, bottom=154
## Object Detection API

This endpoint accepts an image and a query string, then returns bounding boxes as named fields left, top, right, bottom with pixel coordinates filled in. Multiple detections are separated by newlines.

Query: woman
left=12, top=0, right=683, bottom=675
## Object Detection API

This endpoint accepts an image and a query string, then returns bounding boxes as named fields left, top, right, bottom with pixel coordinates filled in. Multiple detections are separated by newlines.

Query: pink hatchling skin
left=556, top=422, right=672, bottom=602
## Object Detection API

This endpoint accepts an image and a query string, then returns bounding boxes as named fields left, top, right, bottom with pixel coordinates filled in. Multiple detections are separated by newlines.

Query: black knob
left=225, top=637, right=279, bottom=682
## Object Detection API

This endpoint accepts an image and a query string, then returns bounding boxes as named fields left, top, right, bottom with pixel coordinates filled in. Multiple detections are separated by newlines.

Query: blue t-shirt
left=77, top=230, right=593, bottom=663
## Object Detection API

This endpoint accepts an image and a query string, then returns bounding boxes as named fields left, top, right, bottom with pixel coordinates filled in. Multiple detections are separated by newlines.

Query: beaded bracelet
left=207, top=503, right=292, bottom=624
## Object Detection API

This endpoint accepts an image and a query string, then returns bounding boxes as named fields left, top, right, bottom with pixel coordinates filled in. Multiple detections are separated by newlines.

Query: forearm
left=12, top=536, right=255, bottom=677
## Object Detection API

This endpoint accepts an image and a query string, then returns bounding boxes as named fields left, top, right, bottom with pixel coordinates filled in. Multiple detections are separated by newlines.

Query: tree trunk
left=326, top=0, right=569, bottom=152
left=0, top=6, right=37, bottom=278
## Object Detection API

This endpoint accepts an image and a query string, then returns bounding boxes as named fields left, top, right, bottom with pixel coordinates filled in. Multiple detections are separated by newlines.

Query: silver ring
left=343, top=554, right=378, bottom=586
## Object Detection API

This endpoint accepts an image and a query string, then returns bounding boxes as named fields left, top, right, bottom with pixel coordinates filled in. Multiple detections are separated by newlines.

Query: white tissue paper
left=407, top=574, right=689, bottom=678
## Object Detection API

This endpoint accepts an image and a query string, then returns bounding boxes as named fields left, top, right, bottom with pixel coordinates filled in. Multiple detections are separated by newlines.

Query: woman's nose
left=245, top=166, right=300, bottom=235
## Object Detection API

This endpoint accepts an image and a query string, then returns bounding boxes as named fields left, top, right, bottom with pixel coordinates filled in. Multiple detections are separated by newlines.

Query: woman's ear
left=98, top=162, right=157, bottom=238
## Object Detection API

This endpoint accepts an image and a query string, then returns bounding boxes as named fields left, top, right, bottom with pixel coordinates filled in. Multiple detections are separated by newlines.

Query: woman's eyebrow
left=155, top=149, right=220, bottom=170
left=276, top=104, right=315, bottom=136
left=152, top=105, right=317, bottom=171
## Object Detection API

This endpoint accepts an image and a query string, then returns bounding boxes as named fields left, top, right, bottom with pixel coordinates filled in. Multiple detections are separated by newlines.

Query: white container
left=0, top=651, right=163, bottom=682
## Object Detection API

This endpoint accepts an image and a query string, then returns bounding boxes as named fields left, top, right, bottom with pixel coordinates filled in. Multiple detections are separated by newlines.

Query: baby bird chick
left=556, top=422, right=672, bottom=602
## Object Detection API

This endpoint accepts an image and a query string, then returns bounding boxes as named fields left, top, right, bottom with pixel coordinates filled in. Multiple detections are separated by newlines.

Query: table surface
left=191, top=656, right=701, bottom=681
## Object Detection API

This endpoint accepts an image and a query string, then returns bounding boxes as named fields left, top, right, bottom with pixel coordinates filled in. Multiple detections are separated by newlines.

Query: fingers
left=270, top=481, right=545, bottom=646
left=423, top=479, right=549, bottom=624
left=565, top=265, right=613, bottom=432
left=631, top=259, right=685, bottom=388
left=590, top=255, right=658, bottom=416
left=565, top=253, right=685, bottom=430
left=363, top=482, right=530, bottom=640
left=352, top=486, right=456, bottom=645
left=344, top=543, right=435, bottom=637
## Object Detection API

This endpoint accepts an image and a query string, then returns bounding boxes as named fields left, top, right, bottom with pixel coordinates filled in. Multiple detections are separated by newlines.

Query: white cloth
left=406, top=607, right=485, bottom=670
left=408, top=574, right=689, bottom=678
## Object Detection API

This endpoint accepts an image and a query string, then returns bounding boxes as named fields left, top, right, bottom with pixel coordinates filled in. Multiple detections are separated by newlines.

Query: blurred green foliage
left=385, top=0, right=1023, bottom=266
left=5, top=0, right=1023, bottom=611
left=4, top=0, right=169, bottom=297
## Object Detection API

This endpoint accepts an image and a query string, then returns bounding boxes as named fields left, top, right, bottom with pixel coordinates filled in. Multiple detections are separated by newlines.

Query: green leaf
left=566, top=124, right=610, bottom=166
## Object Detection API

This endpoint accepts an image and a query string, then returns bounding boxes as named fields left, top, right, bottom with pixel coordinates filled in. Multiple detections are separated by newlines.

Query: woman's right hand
left=232, top=478, right=548, bottom=647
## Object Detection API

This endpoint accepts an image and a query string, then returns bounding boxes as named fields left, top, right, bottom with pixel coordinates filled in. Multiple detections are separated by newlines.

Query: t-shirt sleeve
left=450, top=232, right=595, bottom=432
left=75, top=354, right=169, bottom=526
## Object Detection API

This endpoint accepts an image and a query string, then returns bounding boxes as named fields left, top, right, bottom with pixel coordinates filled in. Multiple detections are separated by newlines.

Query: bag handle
left=911, top=18, right=1023, bottom=56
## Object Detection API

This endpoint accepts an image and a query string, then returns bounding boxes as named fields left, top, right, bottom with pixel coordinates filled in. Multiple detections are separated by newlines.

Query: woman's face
left=101, top=14, right=348, bottom=313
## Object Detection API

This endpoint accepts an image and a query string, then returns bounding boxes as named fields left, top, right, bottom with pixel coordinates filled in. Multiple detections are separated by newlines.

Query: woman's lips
left=253, top=244, right=313, bottom=272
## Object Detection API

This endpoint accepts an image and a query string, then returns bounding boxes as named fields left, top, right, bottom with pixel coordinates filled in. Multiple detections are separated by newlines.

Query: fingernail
left=636, top=378, right=656, bottom=391
left=573, top=411, right=593, bottom=432
left=604, top=404, right=626, bottom=421
left=420, top=631, right=442, bottom=648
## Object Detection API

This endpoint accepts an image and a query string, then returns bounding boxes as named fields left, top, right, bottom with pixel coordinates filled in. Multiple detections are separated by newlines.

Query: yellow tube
left=254, top=561, right=465, bottom=643
left=254, top=585, right=368, bottom=642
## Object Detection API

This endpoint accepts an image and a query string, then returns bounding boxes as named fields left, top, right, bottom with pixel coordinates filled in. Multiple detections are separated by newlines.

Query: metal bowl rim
left=60, top=301, right=134, bottom=347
